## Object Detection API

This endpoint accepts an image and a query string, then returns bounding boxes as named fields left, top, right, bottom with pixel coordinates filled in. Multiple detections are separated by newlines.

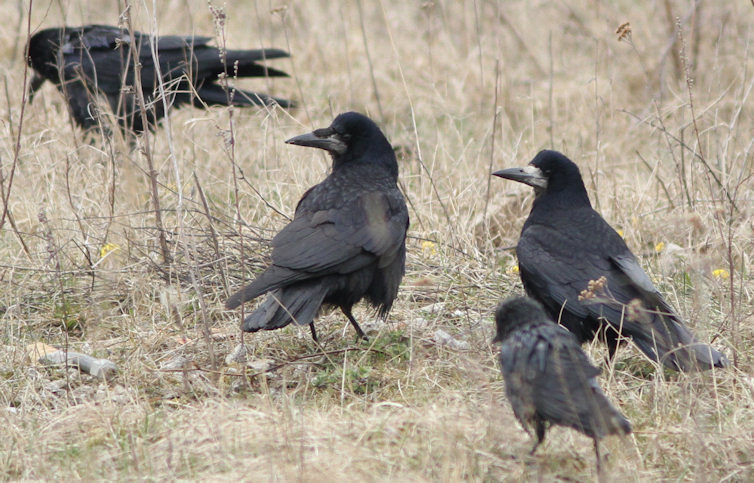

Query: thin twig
left=122, top=5, right=172, bottom=265
left=357, top=0, right=385, bottom=121
left=482, top=59, right=501, bottom=231
left=378, top=0, right=456, bottom=249
left=636, top=151, right=675, bottom=210
left=0, top=0, right=33, bottom=259
left=472, top=0, right=484, bottom=91
left=160, top=346, right=391, bottom=379
left=620, top=109, right=739, bottom=212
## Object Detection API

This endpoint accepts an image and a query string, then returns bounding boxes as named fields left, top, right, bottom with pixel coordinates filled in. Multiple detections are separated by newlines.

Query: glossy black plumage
left=27, top=25, right=292, bottom=133
left=493, top=150, right=728, bottom=371
left=226, top=112, right=409, bottom=340
left=494, top=297, right=631, bottom=467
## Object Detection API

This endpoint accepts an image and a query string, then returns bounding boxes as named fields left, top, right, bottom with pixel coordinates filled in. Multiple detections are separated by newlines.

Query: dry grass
left=0, top=0, right=752, bottom=480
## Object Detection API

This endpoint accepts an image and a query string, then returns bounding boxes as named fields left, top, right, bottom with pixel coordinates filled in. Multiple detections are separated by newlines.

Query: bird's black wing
left=54, top=27, right=133, bottom=96
left=66, top=25, right=212, bottom=56
left=277, top=187, right=407, bottom=269
left=273, top=187, right=407, bottom=275
left=152, top=34, right=214, bottom=52
left=519, top=209, right=674, bottom=329
left=517, top=220, right=600, bottom=321
left=500, top=330, right=537, bottom=433
left=226, top=185, right=408, bottom=308
left=608, top=253, right=725, bottom=369
left=530, top=325, right=629, bottom=439
left=60, top=25, right=125, bottom=53
left=518, top=211, right=725, bottom=370
left=500, top=324, right=600, bottom=433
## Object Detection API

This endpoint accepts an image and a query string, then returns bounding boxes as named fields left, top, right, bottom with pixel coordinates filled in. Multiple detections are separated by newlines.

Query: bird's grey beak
left=285, top=128, right=347, bottom=155
left=492, top=165, right=548, bottom=190
left=28, top=72, right=46, bottom=103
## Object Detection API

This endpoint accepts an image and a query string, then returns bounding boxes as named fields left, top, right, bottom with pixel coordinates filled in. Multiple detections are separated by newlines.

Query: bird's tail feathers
left=226, top=282, right=262, bottom=309
left=242, top=285, right=327, bottom=332
left=585, top=382, right=632, bottom=439
left=223, top=49, right=290, bottom=77
left=591, top=408, right=631, bottom=439
left=630, top=314, right=729, bottom=371
left=196, top=85, right=294, bottom=108
left=225, top=48, right=290, bottom=62
left=226, top=267, right=306, bottom=309
left=607, top=409, right=632, bottom=436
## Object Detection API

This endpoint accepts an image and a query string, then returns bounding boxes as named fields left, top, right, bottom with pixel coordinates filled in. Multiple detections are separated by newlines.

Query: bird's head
left=26, top=27, right=70, bottom=101
left=492, top=296, right=549, bottom=343
left=492, top=150, right=588, bottom=200
left=286, top=112, right=397, bottom=175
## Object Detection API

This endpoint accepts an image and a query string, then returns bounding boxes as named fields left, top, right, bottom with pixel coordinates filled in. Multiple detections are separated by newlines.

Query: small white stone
left=160, top=355, right=192, bottom=370
left=44, top=379, right=68, bottom=394
left=225, top=344, right=248, bottom=365
left=433, top=329, right=470, bottom=350
left=419, top=302, right=445, bottom=313
left=361, top=319, right=387, bottom=335
left=246, top=358, right=275, bottom=373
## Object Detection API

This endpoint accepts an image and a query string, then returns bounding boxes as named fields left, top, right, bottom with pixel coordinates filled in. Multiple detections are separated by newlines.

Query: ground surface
left=0, top=1, right=752, bottom=481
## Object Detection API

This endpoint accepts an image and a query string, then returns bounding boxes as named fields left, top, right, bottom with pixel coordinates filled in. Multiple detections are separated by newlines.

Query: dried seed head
left=616, top=22, right=632, bottom=42
left=626, top=298, right=645, bottom=322
left=579, top=276, right=608, bottom=301
left=589, top=276, right=608, bottom=293
left=271, top=6, right=288, bottom=18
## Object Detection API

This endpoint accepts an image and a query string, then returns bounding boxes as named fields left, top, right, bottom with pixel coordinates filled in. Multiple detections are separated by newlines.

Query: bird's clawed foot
left=343, top=308, right=370, bottom=341
left=529, top=439, right=542, bottom=456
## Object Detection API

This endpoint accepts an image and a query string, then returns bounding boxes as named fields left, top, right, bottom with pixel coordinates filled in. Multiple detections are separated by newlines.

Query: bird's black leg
left=529, top=439, right=542, bottom=455
left=309, top=322, right=318, bottom=343
left=342, top=307, right=368, bottom=340
left=530, top=419, right=546, bottom=455
left=594, top=439, right=604, bottom=480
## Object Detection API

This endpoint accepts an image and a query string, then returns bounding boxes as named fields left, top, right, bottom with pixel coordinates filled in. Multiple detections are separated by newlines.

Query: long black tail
left=195, top=84, right=294, bottom=108
left=193, top=48, right=290, bottom=78
left=242, top=284, right=327, bottom=332
left=226, top=266, right=304, bottom=310
left=224, top=49, right=290, bottom=77
left=627, top=312, right=728, bottom=371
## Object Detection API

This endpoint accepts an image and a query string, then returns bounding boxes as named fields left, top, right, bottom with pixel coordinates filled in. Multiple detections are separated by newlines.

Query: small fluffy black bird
left=494, top=296, right=632, bottom=469
left=226, top=112, right=409, bottom=341
left=493, top=150, right=728, bottom=371
left=27, top=25, right=292, bottom=133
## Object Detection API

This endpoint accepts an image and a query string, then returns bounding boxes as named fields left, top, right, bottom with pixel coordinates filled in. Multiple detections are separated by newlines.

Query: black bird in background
left=493, top=150, right=728, bottom=371
left=27, top=25, right=292, bottom=133
left=226, top=112, right=409, bottom=341
left=493, top=297, right=631, bottom=469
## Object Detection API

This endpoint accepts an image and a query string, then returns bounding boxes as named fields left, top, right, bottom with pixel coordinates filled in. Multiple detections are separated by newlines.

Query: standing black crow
left=493, top=296, right=632, bottom=469
left=27, top=25, right=292, bottom=133
left=493, top=150, right=728, bottom=371
left=226, top=112, right=409, bottom=341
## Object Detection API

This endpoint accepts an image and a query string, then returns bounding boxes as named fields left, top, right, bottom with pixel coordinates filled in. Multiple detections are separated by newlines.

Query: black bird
left=226, top=112, right=409, bottom=341
left=493, top=150, right=728, bottom=371
left=494, top=296, right=632, bottom=469
left=27, top=25, right=292, bottom=133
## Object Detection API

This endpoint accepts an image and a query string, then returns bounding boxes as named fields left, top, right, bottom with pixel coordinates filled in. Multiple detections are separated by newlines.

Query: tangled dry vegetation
left=0, top=0, right=752, bottom=480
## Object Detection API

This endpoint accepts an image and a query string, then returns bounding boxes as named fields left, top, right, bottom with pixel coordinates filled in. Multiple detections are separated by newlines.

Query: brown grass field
left=0, top=0, right=752, bottom=480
